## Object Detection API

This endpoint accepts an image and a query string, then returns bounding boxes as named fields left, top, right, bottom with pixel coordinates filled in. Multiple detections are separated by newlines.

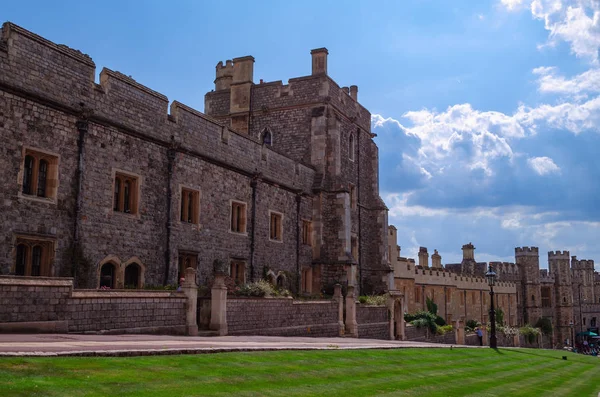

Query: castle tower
left=515, top=247, right=542, bottom=325
left=548, top=250, right=573, bottom=346
left=418, top=247, right=429, bottom=268
left=572, top=257, right=595, bottom=305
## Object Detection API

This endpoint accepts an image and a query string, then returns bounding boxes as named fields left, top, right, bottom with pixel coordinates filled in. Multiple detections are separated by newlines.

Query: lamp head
left=485, top=264, right=497, bottom=287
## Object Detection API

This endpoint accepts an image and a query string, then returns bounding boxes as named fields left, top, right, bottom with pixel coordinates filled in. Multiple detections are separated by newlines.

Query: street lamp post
left=569, top=321, right=574, bottom=348
left=486, top=264, right=497, bottom=349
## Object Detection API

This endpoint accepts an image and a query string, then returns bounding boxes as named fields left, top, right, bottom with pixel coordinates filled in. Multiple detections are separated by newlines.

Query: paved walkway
left=0, top=334, right=467, bottom=357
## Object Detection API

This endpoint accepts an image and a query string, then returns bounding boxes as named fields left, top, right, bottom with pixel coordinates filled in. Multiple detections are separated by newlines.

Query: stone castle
left=389, top=226, right=600, bottom=347
left=0, top=22, right=389, bottom=296
left=1, top=22, right=598, bottom=346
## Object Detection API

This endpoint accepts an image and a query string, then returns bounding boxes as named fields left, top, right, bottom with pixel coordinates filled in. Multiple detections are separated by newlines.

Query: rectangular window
left=349, top=184, right=357, bottom=210
left=180, top=188, right=200, bottom=224
left=446, top=289, right=452, bottom=304
left=113, top=172, right=139, bottom=214
left=230, top=260, right=246, bottom=285
left=21, top=148, right=59, bottom=200
left=269, top=211, right=283, bottom=241
left=230, top=201, right=247, bottom=233
left=541, top=287, right=552, bottom=308
left=14, top=237, right=55, bottom=277
left=302, top=220, right=312, bottom=246
left=178, top=252, right=198, bottom=281
left=302, top=268, right=312, bottom=293
left=461, top=291, right=465, bottom=306
left=415, top=286, right=421, bottom=303
left=351, top=235, right=358, bottom=261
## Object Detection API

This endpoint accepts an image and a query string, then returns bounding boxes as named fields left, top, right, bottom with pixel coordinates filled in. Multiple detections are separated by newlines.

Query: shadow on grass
left=504, top=348, right=582, bottom=362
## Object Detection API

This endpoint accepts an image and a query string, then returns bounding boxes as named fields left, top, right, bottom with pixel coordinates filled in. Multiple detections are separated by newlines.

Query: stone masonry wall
left=357, top=304, right=389, bottom=340
left=226, top=298, right=340, bottom=337
left=0, top=276, right=186, bottom=333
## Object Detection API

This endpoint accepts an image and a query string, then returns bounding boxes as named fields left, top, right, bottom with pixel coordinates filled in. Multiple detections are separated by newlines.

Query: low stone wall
left=226, top=298, right=341, bottom=337
left=404, top=325, right=456, bottom=344
left=0, top=276, right=187, bottom=334
left=357, top=305, right=389, bottom=340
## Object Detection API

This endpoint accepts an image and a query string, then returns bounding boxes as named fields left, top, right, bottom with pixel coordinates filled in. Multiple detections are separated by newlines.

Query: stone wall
left=404, top=325, right=456, bottom=345
left=0, top=276, right=186, bottom=333
left=226, top=298, right=341, bottom=337
left=357, top=304, right=389, bottom=340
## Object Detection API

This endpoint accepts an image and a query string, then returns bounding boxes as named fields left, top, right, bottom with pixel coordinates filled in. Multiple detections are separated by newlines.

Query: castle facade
left=389, top=226, right=600, bottom=347
left=0, top=23, right=390, bottom=295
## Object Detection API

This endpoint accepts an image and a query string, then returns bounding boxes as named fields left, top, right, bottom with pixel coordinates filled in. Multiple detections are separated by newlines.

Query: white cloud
left=501, top=0, right=526, bottom=10
left=515, top=96, right=600, bottom=133
left=531, top=0, right=600, bottom=63
left=527, top=156, right=561, bottom=174
left=533, top=66, right=600, bottom=95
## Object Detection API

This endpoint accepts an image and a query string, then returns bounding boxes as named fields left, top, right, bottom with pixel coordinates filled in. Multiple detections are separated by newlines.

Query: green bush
left=406, top=311, right=438, bottom=333
left=495, top=308, right=505, bottom=326
left=358, top=295, right=387, bottom=306
left=535, top=317, right=553, bottom=335
left=434, top=316, right=446, bottom=326
left=426, top=297, right=438, bottom=316
left=519, top=324, right=541, bottom=344
left=235, top=280, right=275, bottom=297
left=465, top=319, right=480, bottom=333
left=436, top=324, right=454, bottom=335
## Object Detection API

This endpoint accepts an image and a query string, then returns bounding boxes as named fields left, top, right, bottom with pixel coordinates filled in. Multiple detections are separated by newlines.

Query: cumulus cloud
left=502, top=1, right=600, bottom=63
left=533, top=66, right=600, bottom=95
left=527, top=156, right=561, bottom=174
left=515, top=96, right=600, bottom=134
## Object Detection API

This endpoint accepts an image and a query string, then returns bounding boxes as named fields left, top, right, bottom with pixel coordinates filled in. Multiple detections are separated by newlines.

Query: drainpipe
left=163, top=146, right=176, bottom=286
left=296, top=193, right=301, bottom=294
left=249, top=175, right=259, bottom=282
left=356, top=128, right=362, bottom=293
left=73, top=116, right=88, bottom=286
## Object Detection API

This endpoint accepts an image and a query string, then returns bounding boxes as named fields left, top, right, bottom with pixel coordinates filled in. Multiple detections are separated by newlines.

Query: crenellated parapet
left=515, top=246, right=539, bottom=256
left=547, top=250, right=570, bottom=259
left=0, top=21, right=316, bottom=194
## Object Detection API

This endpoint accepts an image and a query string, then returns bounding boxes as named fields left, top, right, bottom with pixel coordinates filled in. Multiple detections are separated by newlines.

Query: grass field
left=1, top=348, right=599, bottom=396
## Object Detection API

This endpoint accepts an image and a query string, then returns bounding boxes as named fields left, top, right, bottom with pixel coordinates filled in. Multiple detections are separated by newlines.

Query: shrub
left=519, top=324, right=541, bottom=344
left=426, top=297, right=438, bottom=316
left=495, top=308, right=505, bottom=326
left=465, top=319, right=480, bottom=333
left=535, top=317, right=553, bottom=335
left=437, top=324, right=454, bottom=335
left=407, top=311, right=438, bottom=333
left=434, top=316, right=446, bottom=326
left=358, top=295, right=387, bottom=306
left=235, top=280, right=275, bottom=297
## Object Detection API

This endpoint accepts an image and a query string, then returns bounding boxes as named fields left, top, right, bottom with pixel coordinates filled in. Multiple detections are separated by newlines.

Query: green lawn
left=0, top=348, right=599, bottom=396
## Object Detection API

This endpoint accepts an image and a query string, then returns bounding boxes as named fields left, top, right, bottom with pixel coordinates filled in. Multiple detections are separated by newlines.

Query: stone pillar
left=513, top=334, right=520, bottom=347
left=334, top=284, right=345, bottom=336
left=345, top=285, right=358, bottom=337
left=431, top=250, right=442, bottom=269
left=454, top=319, right=465, bottom=345
left=311, top=47, right=328, bottom=75
left=210, top=273, right=228, bottom=336
left=182, top=267, right=198, bottom=336
left=482, top=327, right=488, bottom=346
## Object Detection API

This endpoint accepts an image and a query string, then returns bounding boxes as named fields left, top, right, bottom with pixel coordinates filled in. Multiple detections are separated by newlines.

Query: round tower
left=515, top=247, right=541, bottom=325
left=548, top=250, right=572, bottom=346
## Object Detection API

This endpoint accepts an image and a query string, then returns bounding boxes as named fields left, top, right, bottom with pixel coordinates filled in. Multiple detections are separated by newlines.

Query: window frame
left=180, top=186, right=201, bottom=225
left=230, top=260, right=246, bottom=285
left=178, top=251, right=198, bottom=282
left=349, top=133, right=355, bottom=162
left=269, top=210, right=283, bottom=242
left=13, top=236, right=55, bottom=277
left=19, top=147, right=60, bottom=202
left=230, top=200, right=248, bottom=234
left=112, top=170, right=140, bottom=216
left=301, top=220, right=312, bottom=246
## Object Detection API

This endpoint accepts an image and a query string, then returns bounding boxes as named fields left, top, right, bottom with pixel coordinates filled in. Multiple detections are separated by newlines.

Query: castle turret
left=229, top=56, right=254, bottom=133
left=549, top=250, right=573, bottom=346
left=214, top=60, right=233, bottom=91
left=515, top=247, right=541, bottom=325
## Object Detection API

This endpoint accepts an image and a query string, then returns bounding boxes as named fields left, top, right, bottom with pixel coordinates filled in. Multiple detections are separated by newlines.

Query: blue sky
left=4, top=0, right=599, bottom=268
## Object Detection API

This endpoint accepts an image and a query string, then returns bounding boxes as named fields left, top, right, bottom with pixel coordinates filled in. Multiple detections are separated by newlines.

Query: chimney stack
left=311, top=47, right=328, bottom=75
left=418, top=247, right=429, bottom=268
left=349, top=85, right=358, bottom=101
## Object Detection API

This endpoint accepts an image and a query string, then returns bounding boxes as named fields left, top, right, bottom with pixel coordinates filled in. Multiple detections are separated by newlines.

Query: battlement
left=0, top=21, right=317, bottom=194
left=572, top=258, right=595, bottom=270
left=515, top=246, right=539, bottom=255
left=548, top=250, right=570, bottom=258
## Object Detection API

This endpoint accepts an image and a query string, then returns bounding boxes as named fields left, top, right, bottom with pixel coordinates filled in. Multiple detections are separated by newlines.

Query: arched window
left=349, top=134, right=355, bottom=161
left=124, top=263, right=141, bottom=289
left=37, top=159, right=48, bottom=197
left=23, top=155, right=34, bottom=195
left=531, top=294, right=535, bottom=302
left=15, top=244, right=27, bottom=276
left=99, top=263, right=116, bottom=289
left=262, top=129, right=272, bottom=146
left=31, top=245, right=42, bottom=277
